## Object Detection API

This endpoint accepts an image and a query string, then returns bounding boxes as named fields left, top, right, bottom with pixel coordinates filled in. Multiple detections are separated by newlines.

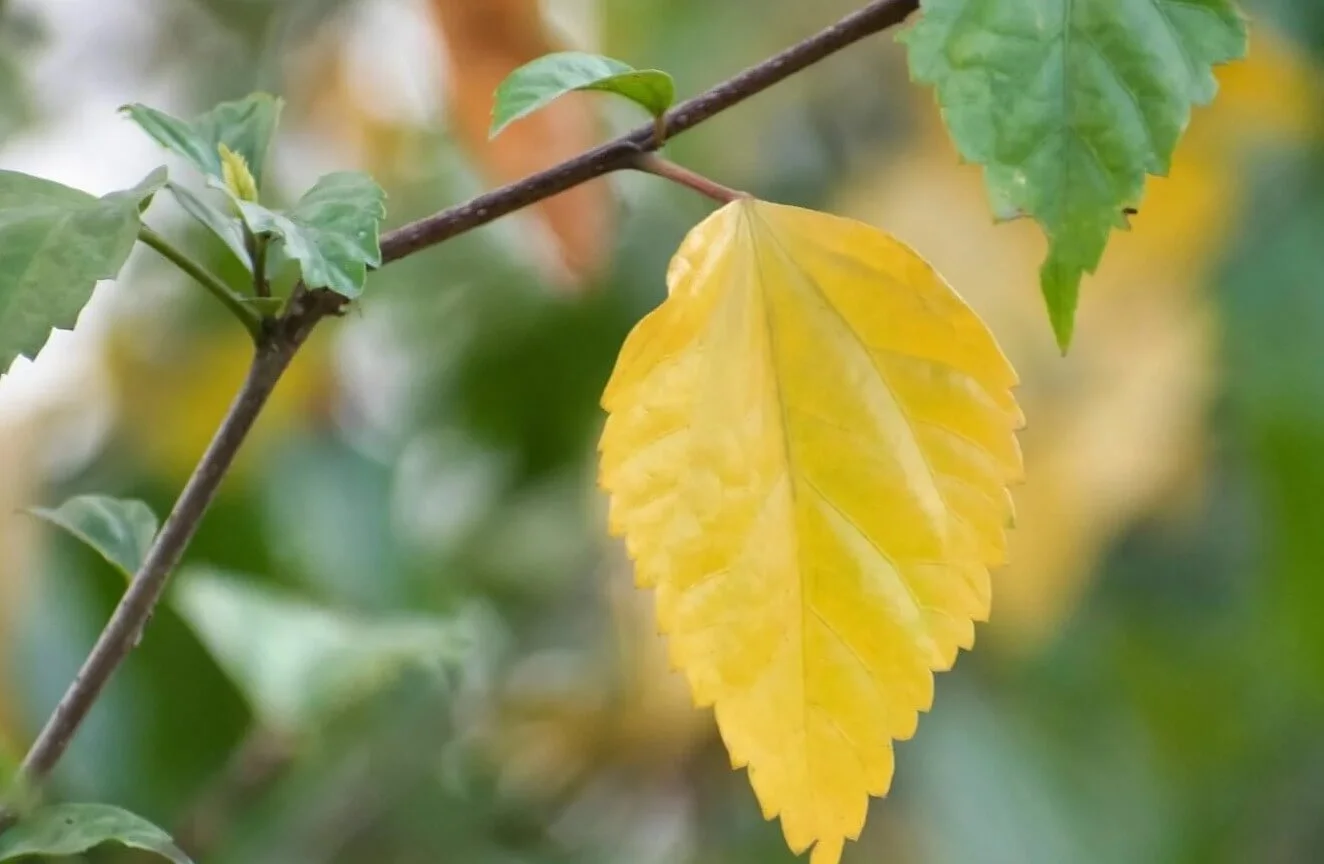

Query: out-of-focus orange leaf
left=296, top=31, right=425, bottom=179
left=426, top=0, right=613, bottom=287
left=836, top=32, right=1316, bottom=652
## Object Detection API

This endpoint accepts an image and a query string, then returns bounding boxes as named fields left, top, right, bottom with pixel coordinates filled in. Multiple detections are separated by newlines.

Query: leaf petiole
left=136, top=227, right=262, bottom=340
left=245, top=226, right=270, bottom=298
left=629, top=154, right=747, bottom=205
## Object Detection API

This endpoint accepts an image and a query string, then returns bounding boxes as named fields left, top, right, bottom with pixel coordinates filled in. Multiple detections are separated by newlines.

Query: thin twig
left=11, top=325, right=310, bottom=785
left=629, top=153, right=748, bottom=204
left=0, top=0, right=920, bottom=828
left=138, top=227, right=262, bottom=339
left=375, top=0, right=919, bottom=265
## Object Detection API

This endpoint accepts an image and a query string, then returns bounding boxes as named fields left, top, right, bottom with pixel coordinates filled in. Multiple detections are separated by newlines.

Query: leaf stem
left=245, top=227, right=270, bottom=298
left=628, top=154, right=747, bottom=204
left=137, top=227, right=262, bottom=339
left=375, top=0, right=919, bottom=265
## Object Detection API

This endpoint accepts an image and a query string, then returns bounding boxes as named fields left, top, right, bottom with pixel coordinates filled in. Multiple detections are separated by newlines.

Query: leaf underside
left=28, top=494, right=159, bottom=580
left=598, top=199, right=1023, bottom=864
left=490, top=51, right=675, bottom=137
left=901, top=0, right=1247, bottom=349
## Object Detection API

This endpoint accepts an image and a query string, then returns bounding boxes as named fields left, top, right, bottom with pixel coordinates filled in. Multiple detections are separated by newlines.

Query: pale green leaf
left=236, top=171, right=386, bottom=298
left=490, top=51, right=675, bottom=138
left=0, top=803, right=192, bottom=864
left=901, top=0, right=1247, bottom=349
left=27, top=495, right=159, bottom=580
left=173, top=568, right=470, bottom=731
left=0, top=172, right=147, bottom=370
left=105, top=165, right=168, bottom=212
left=121, top=92, right=283, bottom=188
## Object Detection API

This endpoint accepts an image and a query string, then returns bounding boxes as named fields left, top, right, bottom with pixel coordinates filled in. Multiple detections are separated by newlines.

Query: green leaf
left=0, top=172, right=148, bottom=370
left=106, top=165, right=168, bottom=212
left=490, top=51, right=675, bottom=138
left=235, top=171, right=386, bottom=298
left=166, top=180, right=250, bottom=268
left=27, top=495, right=159, bottom=580
left=121, top=92, right=283, bottom=189
left=172, top=568, right=472, bottom=731
left=901, top=0, right=1247, bottom=350
left=0, top=803, right=192, bottom=864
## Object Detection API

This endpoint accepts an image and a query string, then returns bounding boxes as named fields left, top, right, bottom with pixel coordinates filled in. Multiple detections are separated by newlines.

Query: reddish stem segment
left=629, top=154, right=747, bottom=204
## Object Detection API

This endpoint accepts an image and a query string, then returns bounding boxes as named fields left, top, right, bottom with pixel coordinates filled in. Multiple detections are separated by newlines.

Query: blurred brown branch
left=0, top=0, right=919, bottom=834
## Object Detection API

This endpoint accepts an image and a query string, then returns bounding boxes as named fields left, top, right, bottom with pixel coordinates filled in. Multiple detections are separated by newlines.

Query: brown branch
left=376, top=0, right=919, bottom=264
left=0, top=295, right=327, bottom=833
left=0, top=0, right=919, bottom=829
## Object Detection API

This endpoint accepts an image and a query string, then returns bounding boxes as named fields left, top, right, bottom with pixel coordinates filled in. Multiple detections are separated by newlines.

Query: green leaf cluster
left=0, top=91, right=389, bottom=375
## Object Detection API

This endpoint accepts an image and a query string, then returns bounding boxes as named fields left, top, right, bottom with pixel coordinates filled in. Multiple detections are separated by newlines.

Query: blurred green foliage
left=3, top=0, right=1324, bottom=862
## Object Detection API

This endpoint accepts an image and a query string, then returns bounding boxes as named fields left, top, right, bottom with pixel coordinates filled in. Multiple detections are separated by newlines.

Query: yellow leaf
left=598, top=199, right=1023, bottom=864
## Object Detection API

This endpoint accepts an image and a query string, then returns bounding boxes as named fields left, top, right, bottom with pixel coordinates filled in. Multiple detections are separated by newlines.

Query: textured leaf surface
left=121, top=92, right=282, bottom=187
left=28, top=494, right=159, bottom=580
left=490, top=51, right=674, bottom=137
left=237, top=171, right=385, bottom=298
left=0, top=171, right=148, bottom=370
left=598, top=199, right=1023, bottom=863
left=0, top=803, right=192, bottom=863
left=901, top=0, right=1247, bottom=349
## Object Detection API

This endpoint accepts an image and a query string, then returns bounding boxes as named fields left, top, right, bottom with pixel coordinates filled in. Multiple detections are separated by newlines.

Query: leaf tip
left=809, top=836, right=844, bottom=864
left=1040, top=255, right=1082, bottom=354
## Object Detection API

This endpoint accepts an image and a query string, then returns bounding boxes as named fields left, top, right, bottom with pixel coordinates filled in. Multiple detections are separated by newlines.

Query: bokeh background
left=1, top=0, right=1323, bottom=861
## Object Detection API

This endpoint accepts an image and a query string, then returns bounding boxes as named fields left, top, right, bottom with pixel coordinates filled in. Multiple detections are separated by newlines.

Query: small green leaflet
left=27, top=495, right=159, bottom=580
left=0, top=803, right=192, bottom=864
left=901, top=0, right=1247, bottom=350
left=235, top=171, right=386, bottom=298
left=121, top=93, right=282, bottom=189
left=0, top=169, right=161, bottom=370
left=490, top=51, right=675, bottom=138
